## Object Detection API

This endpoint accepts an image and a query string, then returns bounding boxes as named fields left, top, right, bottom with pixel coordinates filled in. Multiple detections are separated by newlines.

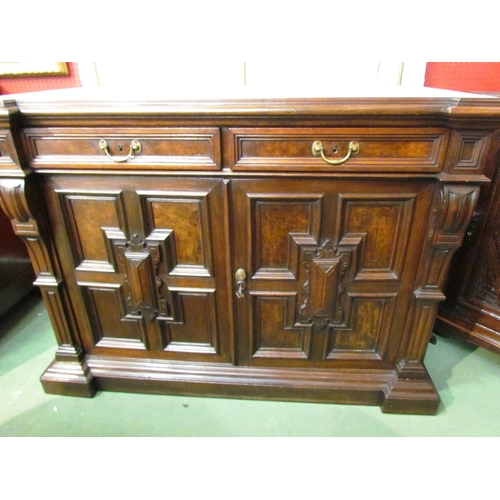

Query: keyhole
left=332, top=146, right=339, bottom=154
left=118, top=144, right=124, bottom=152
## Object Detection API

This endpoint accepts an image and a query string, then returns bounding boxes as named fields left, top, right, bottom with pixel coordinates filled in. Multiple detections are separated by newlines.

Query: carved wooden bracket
left=0, top=177, right=81, bottom=352
left=0, top=177, right=57, bottom=283
left=407, top=184, right=480, bottom=363
left=417, top=184, right=480, bottom=302
left=0, top=179, right=31, bottom=222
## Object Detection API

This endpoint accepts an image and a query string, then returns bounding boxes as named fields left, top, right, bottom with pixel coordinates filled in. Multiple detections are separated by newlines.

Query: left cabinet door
left=41, top=175, right=233, bottom=363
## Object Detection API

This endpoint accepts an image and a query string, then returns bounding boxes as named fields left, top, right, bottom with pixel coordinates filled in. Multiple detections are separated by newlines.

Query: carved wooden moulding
left=1, top=89, right=499, bottom=414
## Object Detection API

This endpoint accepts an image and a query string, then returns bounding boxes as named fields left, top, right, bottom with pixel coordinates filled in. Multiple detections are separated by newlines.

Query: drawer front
left=24, top=127, right=221, bottom=170
left=227, top=128, right=448, bottom=173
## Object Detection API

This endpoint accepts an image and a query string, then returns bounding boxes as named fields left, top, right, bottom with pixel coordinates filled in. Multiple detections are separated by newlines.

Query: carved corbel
left=0, top=177, right=93, bottom=395
left=0, top=178, right=54, bottom=281
left=408, top=184, right=480, bottom=363
left=383, top=185, right=479, bottom=413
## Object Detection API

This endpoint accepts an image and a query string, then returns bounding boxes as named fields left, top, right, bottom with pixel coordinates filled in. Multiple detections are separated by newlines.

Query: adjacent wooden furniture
left=0, top=208, right=34, bottom=316
left=1, top=88, right=499, bottom=414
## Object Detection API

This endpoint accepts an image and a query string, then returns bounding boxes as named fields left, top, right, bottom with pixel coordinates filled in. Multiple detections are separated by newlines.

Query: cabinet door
left=42, top=175, right=232, bottom=363
left=231, top=179, right=434, bottom=368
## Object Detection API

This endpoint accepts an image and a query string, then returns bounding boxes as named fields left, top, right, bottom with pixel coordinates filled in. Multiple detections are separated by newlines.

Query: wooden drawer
left=24, top=127, right=221, bottom=170
left=226, top=128, right=448, bottom=172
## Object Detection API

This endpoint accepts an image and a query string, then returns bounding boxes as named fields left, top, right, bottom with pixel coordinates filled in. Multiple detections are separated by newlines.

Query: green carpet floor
left=1, top=290, right=499, bottom=437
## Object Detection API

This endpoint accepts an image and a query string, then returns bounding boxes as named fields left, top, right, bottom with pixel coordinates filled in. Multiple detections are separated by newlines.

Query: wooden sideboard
left=1, top=87, right=499, bottom=414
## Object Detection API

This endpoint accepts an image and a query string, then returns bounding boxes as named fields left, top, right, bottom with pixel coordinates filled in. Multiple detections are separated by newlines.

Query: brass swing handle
left=99, top=139, right=142, bottom=163
left=235, top=268, right=247, bottom=299
left=312, top=140, right=359, bottom=165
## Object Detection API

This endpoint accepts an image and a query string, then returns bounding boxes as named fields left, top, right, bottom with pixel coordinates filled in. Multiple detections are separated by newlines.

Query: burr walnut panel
left=140, top=192, right=213, bottom=276
left=82, top=284, right=147, bottom=350
left=326, top=294, right=397, bottom=360
left=250, top=293, right=312, bottom=360
left=337, top=194, right=416, bottom=281
left=227, top=127, right=447, bottom=172
left=163, top=289, right=219, bottom=355
left=251, top=196, right=322, bottom=279
left=24, top=127, right=221, bottom=170
left=59, top=192, right=127, bottom=272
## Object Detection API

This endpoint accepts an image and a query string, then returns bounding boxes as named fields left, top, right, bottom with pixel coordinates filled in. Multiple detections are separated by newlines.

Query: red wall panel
left=425, top=62, right=500, bottom=93
left=0, top=62, right=82, bottom=95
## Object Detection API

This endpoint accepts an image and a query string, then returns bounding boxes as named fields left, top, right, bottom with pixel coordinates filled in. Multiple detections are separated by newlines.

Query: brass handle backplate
left=99, top=139, right=142, bottom=163
left=235, top=268, right=247, bottom=299
left=312, top=140, right=359, bottom=165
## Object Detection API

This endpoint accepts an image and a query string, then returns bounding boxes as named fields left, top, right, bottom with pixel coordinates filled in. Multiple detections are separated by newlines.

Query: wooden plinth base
left=39, top=354, right=440, bottom=415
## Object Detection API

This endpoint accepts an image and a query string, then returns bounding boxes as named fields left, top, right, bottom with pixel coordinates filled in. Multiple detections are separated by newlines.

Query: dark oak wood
left=435, top=129, right=500, bottom=353
left=1, top=88, right=500, bottom=414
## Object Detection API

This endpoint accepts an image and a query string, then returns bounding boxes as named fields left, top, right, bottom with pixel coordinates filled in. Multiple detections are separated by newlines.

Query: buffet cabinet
left=1, top=89, right=499, bottom=414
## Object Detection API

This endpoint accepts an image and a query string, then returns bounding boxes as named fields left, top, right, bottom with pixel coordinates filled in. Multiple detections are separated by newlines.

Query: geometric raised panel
left=81, top=284, right=148, bottom=350
left=105, top=231, right=173, bottom=321
left=325, top=293, right=397, bottom=360
left=446, top=131, right=491, bottom=174
left=140, top=192, right=213, bottom=277
left=58, top=191, right=128, bottom=273
left=299, top=240, right=353, bottom=327
left=250, top=195, right=322, bottom=279
left=456, top=138, right=484, bottom=168
left=124, top=250, right=157, bottom=311
left=250, top=292, right=312, bottom=359
left=337, top=194, right=416, bottom=280
left=162, top=288, right=220, bottom=355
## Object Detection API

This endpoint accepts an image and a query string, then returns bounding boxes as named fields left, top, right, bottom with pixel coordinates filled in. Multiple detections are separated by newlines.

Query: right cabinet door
left=231, top=178, right=435, bottom=369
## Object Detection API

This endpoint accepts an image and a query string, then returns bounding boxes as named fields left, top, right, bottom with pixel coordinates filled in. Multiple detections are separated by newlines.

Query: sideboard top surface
left=2, top=86, right=500, bottom=124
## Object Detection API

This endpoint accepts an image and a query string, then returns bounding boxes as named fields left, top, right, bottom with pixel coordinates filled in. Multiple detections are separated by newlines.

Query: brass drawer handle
left=312, top=140, right=359, bottom=165
left=99, top=139, right=142, bottom=163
